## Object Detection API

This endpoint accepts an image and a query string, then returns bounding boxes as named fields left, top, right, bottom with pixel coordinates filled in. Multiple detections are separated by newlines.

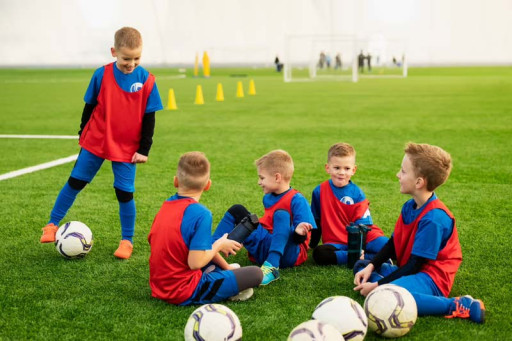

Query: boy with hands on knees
left=148, top=152, right=262, bottom=305
left=353, top=143, right=485, bottom=323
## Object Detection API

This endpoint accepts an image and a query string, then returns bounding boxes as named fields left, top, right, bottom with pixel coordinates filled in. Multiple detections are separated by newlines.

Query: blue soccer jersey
left=84, top=63, right=163, bottom=113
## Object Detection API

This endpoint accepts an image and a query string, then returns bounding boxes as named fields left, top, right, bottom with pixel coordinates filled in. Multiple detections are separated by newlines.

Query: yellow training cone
left=195, top=85, right=204, bottom=105
left=202, top=51, right=210, bottom=78
left=248, top=79, right=256, bottom=95
left=216, top=83, right=224, bottom=102
left=193, top=53, right=199, bottom=77
left=236, top=81, right=244, bottom=98
left=167, top=89, right=178, bottom=110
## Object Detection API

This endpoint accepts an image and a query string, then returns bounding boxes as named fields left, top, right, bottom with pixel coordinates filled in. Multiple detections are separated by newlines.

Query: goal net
left=283, top=35, right=407, bottom=83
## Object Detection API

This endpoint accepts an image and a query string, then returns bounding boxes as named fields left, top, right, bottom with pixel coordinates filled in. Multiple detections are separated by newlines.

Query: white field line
left=0, top=154, right=78, bottom=181
left=0, top=134, right=79, bottom=181
left=0, top=134, right=78, bottom=139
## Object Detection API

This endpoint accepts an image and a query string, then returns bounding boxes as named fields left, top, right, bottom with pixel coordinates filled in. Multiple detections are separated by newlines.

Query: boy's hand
left=354, top=281, right=378, bottom=297
left=215, top=234, right=242, bottom=257
left=131, top=152, right=148, bottom=164
left=295, top=222, right=312, bottom=236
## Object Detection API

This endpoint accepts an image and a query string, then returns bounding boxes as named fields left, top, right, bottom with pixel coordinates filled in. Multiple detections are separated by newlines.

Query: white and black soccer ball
left=184, top=304, right=242, bottom=341
left=364, top=284, right=417, bottom=338
left=55, top=221, right=93, bottom=259
left=312, top=296, right=367, bottom=341
left=288, top=319, right=344, bottom=341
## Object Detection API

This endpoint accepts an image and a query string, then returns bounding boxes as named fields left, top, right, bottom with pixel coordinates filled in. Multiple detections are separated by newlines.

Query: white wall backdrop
left=0, top=0, right=511, bottom=67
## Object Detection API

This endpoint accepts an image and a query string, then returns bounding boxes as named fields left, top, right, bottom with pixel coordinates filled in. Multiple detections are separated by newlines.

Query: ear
left=204, top=179, right=212, bottom=191
left=173, top=176, right=179, bottom=188
left=110, top=47, right=116, bottom=57
left=324, top=163, right=330, bottom=173
left=415, top=177, right=426, bottom=189
left=352, top=164, right=358, bottom=174
left=274, top=172, right=282, bottom=183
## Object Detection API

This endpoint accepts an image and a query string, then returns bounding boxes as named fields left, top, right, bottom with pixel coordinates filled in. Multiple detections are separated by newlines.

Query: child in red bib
left=310, top=143, right=388, bottom=266
left=40, top=27, right=163, bottom=260
left=149, top=152, right=262, bottom=305
left=213, top=150, right=316, bottom=286
left=353, top=143, right=485, bottom=323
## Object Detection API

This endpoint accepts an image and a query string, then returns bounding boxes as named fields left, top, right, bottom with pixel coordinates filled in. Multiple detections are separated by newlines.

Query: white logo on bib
left=130, top=82, right=143, bottom=92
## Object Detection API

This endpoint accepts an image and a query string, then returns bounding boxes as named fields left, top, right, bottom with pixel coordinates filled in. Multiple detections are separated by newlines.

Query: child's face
left=325, top=155, right=357, bottom=187
left=257, top=167, right=280, bottom=194
left=396, top=154, right=418, bottom=194
left=111, top=46, right=142, bottom=74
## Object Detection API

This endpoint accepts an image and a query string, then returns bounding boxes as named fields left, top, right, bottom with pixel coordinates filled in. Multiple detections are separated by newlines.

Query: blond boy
left=310, top=143, right=387, bottom=266
left=40, top=27, right=163, bottom=259
left=148, top=152, right=262, bottom=305
left=353, top=143, right=485, bottom=323
left=213, top=150, right=316, bottom=285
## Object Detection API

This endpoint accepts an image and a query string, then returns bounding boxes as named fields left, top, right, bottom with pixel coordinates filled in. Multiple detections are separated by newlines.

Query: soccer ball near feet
left=55, top=221, right=93, bottom=259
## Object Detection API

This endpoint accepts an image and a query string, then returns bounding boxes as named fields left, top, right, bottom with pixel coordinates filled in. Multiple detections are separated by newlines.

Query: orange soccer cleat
left=40, top=223, right=59, bottom=243
left=114, top=240, right=133, bottom=259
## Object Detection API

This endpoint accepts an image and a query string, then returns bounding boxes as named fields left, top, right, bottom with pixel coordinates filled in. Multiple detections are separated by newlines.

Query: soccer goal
left=283, top=34, right=407, bottom=83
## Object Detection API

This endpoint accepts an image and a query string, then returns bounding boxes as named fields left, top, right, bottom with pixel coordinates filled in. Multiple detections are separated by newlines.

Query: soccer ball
left=184, top=304, right=242, bottom=341
left=364, top=284, right=417, bottom=338
left=55, top=221, right=93, bottom=259
left=312, top=296, right=367, bottom=341
left=288, top=320, right=344, bottom=341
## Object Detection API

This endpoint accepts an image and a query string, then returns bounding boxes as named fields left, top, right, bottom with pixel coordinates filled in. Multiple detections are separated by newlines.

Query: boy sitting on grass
left=353, top=143, right=485, bottom=323
left=213, top=150, right=316, bottom=285
left=309, top=142, right=388, bottom=266
left=148, top=152, right=262, bottom=305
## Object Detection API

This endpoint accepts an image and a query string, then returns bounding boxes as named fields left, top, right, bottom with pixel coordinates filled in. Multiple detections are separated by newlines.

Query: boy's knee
left=227, top=204, right=251, bottom=224
left=115, top=188, right=133, bottom=203
left=313, top=245, right=338, bottom=265
left=68, top=177, right=88, bottom=190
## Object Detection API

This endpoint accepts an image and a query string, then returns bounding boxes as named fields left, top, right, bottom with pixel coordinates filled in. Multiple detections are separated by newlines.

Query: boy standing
left=310, top=143, right=388, bottom=266
left=40, top=27, right=163, bottom=259
left=353, top=143, right=485, bottom=323
left=148, top=152, right=262, bottom=305
left=213, top=150, right=316, bottom=285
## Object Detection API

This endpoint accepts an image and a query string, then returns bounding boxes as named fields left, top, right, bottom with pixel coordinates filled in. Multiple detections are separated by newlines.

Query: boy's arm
left=188, top=234, right=241, bottom=270
left=377, top=255, right=427, bottom=285
left=137, top=112, right=155, bottom=156
left=78, top=103, right=96, bottom=136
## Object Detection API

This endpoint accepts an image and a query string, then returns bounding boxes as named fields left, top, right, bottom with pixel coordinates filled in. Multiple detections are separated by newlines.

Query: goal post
left=283, top=34, right=407, bottom=83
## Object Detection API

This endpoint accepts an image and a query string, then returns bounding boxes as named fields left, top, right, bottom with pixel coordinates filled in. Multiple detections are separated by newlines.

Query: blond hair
left=405, top=142, right=452, bottom=191
left=327, top=143, right=356, bottom=161
left=255, top=150, right=294, bottom=181
left=177, top=152, right=210, bottom=190
left=114, top=27, right=142, bottom=50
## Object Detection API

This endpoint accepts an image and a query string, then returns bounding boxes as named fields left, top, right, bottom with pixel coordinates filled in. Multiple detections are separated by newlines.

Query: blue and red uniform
left=148, top=195, right=239, bottom=306
left=214, top=188, right=317, bottom=268
left=80, top=62, right=156, bottom=162
left=354, top=194, right=464, bottom=316
left=311, top=180, right=388, bottom=264
left=47, top=62, right=163, bottom=243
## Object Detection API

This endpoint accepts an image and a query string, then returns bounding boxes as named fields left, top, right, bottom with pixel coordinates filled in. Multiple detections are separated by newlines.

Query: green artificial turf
left=0, top=66, right=511, bottom=340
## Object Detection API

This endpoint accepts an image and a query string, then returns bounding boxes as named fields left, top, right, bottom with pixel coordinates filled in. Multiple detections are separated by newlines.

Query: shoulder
left=184, top=202, right=212, bottom=218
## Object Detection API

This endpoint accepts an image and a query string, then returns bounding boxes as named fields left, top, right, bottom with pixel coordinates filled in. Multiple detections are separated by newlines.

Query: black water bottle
left=346, top=223, right=363, bottom=268
left=227, top=213, right=259, bottom=243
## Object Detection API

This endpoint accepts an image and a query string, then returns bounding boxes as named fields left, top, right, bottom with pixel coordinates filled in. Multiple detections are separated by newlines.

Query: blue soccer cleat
left=260, top=261, right=280, bottom=286
left=445, top=295, right=485, bottom=323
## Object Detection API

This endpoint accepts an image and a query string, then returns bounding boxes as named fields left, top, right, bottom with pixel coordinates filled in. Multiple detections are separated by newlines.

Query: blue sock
left=49, top=183, right=81, bottom=225
left=213, top=212, right=236, bottom=241
left=266, top=252, right=281, bottom=268
left=119, top=199, right=135, bottom=242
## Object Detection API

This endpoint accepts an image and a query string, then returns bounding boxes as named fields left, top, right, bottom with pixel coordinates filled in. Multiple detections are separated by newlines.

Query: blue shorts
left=71, top=148, right=136, bottom=192
left=181, top=266, right=239, bottom=306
